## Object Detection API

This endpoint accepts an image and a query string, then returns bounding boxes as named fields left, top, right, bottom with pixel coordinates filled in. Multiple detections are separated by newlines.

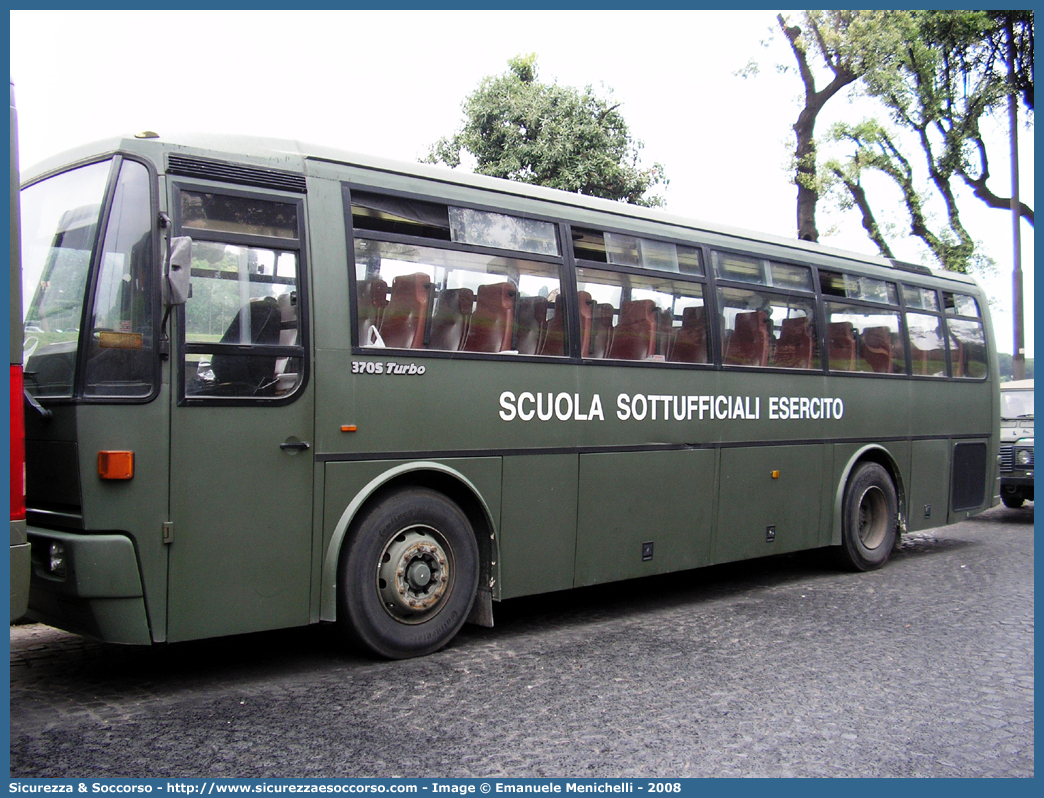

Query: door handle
left=280, top=439, right=310, bottom=452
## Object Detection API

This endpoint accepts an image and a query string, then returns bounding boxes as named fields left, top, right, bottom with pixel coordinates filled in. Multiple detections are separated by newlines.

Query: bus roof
left=22, top=131, right=978, bottom=287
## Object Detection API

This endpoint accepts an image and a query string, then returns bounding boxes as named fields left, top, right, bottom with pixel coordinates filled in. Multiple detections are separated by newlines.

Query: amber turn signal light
left=98, top=451, right=134, bottom=480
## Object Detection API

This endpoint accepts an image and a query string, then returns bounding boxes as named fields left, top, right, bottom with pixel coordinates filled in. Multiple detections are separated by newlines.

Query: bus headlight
left=48, top=542, right=67, bottom=577
left=1016, top=449, right=1033, bottom=467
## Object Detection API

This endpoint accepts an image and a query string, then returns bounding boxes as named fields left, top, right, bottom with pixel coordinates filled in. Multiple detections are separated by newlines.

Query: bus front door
left=165, top=188, right=315, bottom=642
left=167, top=389, right=315, bottom=642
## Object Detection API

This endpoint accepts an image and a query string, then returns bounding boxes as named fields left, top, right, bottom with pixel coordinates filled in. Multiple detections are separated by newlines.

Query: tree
left=425, top=54, right=667, bottom=207
left=822, top=11, right=1034, bottom=273
left=997, top=352, right=1035, bottom=381
left=773, top=11, right=867, bottom=242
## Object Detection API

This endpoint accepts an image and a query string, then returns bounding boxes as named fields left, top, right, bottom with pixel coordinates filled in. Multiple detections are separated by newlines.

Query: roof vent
left=888, top=259, right=933, bottom=276
left=167, top=154, right=307, bottom=194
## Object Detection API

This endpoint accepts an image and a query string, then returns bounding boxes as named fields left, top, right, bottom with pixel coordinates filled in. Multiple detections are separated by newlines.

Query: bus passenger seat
left=670, top=306, right=708, bottom=364
left=379, top=272, right=432, bottom=349
left=514, top=296, right=549, bottom=355
left=861, top=325, right=894, bottom=373
left=430, top=288, right=474, bottom=351
left=771, top=316, right=813, bottom=369
left=608, top=299, right=658, bottom=361
left=462, top=282, right=517, bottom=352
left=828, top=321, right=857, bottom=371
left=211, top=296, right=282, bottom=394
left=540, top=291, right=589, bottom=357
left=357, top=278, right=388, bottom=343
left=589, top=302, right=614, bottom=359
left=724, top=310, right=770, bottom=366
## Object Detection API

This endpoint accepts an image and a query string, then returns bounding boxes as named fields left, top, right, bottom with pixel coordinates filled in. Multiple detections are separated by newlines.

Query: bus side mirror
left=166, top=236, right=192, bottom=306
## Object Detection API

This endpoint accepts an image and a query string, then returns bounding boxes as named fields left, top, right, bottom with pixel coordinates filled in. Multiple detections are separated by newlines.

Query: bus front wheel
left=338, top=487, right=479, bottom=659
left=838, top=462, right=898, bottom=571
left=1001, top=493, right=1025, bottom=509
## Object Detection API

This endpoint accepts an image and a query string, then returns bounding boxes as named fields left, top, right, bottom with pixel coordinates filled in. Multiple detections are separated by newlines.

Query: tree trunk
left=794, top=109, right=820, bottom=242
left=778, top=14, right=858, bottom=244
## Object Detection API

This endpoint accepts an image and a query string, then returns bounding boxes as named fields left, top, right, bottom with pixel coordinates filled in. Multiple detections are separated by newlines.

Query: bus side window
left=718, top=286, right=817, bottom=370
left=946, top=318, right=988, bottom=379
left=943, top=292, right=987, bottom=379
left=183, top=242, right=304, bottom=399
left=352, top=238, right=563, bottom=356
left=906, top=312, right=947, bottom=377
left=575, top=266, right=707, bottom=364
left=825, top=302, right=903, bottom=375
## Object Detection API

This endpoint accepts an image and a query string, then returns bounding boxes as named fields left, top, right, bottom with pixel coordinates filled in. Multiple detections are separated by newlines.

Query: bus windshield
left=1001, top=390, right=1033, bottom=420
left=21, top=159, right=111, bottom=397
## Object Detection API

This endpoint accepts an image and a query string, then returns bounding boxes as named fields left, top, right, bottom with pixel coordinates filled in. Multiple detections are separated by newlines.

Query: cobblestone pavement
left=10, top=504, right=1033, bottom=778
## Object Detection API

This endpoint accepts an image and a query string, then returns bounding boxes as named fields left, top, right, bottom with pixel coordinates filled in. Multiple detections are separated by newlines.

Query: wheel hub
left=857, top=486, right=888, bottom=550
left=377, top=526, right=451, bottom=623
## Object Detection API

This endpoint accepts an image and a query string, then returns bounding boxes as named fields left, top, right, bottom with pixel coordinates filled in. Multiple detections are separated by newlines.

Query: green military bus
left=10, top=82, right=30, bottom=622
left=19, top=133, right=999, bottom=658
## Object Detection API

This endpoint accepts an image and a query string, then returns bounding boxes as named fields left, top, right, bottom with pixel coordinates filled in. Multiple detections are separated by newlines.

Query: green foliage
left=772, top=10, right=1033, bottom=272
left=426, top=56, right=667, bottom=207
left=817, top=11, right=1032, bottom=272
left=997, top=352, right=1035, bottom=381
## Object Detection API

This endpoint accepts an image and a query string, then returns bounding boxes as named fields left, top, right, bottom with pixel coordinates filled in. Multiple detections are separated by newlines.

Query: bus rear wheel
left=838, top=462, right=898, bottom=572
left=338, top=487, right=479, bottom=659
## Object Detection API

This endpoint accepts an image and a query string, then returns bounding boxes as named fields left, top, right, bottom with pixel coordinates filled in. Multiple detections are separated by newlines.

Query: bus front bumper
left=1001, top=473, right=1034, bottom=489
left=25, top=527, right=152, bottom=645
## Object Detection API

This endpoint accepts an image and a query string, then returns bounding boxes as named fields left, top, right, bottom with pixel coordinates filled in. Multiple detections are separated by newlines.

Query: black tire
left=838, top=462, right=898, bottom=571
left=338, top=487, right=479, bottom=659
left=1002, top=493, right=1025, bottom=509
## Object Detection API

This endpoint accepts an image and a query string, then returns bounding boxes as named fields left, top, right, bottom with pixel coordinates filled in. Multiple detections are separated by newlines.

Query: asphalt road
left=9, top=503, right=1034, bottom=778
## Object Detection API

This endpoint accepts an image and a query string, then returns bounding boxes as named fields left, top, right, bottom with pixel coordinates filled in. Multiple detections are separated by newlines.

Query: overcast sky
left=10, top=9, right=1034, bottom=354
